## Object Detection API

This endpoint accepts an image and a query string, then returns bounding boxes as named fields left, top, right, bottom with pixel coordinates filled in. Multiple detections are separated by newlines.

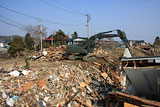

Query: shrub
left=8, top=36, right=26, bottom=57
left=25, top=33, right=34, bottom=51
left=24, top=56, right=30, bottom=69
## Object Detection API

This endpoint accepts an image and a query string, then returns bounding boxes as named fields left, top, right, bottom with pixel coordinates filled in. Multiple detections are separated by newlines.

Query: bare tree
left=24, top=25, right=47, bottom=50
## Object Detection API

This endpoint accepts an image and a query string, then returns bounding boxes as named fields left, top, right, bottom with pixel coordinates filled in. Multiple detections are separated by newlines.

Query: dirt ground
left=0, top=57, right=83, bottom=71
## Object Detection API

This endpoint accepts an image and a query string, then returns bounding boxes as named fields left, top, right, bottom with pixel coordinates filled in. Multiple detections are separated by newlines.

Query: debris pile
left=105, top=91, right=160, bottom=107
left=1, top=42, right=160, bottom=106
left=131, top=45, right=160, bottom=57
left=0, top=56, right=123, bottom=106
left=94, top=44, right=160, bottom=57
left=30, top=45, right=66, bottom=61
left=0, top=48, right=9, bottom=58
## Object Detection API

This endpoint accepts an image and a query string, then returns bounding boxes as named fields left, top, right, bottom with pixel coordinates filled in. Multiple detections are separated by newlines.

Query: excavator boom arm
left=66, top=29, right=132, bottom=57
left=88, top=30, right=130, bottom=49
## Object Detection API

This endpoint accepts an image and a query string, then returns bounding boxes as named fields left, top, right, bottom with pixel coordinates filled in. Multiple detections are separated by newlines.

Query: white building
left=0, top=43, right=4, bottom=48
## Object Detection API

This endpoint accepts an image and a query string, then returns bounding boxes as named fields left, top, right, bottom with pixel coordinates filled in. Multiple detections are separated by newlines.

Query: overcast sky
left=0, top=0, right=160, bottom=43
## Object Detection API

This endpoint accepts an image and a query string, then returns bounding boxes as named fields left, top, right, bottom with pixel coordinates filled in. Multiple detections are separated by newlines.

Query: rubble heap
left=1, top=43, right=160, bottom=106
left=0, top=56, right=123, bottom=106
left=30, top=45, right=66, bottom=61
left=132, top=45, right=160, bottom=57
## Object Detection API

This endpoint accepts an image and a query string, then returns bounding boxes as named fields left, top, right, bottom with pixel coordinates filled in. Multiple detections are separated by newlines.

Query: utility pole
left=86, top=13, right=91, bottom=39
left=51, top=34, right=53, bottom=46
left=40, top=19, right=43, bottom=50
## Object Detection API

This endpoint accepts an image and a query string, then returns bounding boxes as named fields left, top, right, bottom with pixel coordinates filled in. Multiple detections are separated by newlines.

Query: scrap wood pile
left=131, top=45, right=160, bottom=57
left=30, top=45, right=66, bottom=61
left=93, top=47, right=108, bottom=55
left=105, top=91, right=160, bottom=107
left=86, top=47, right=121, bottom=60
left=0, top=56, right=124, bottom=106
left=94, top=43, right=160, bottom=57
left=0, top=48, right=9, bottom=58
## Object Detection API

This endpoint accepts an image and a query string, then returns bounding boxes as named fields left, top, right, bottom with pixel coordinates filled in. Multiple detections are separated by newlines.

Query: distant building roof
left=0, top=40, right=5, bottom=43
left=44, top=35, right=69, bottom=41
left=0, top=35, right=17, bottom=43
left=135, top=40, right=145, bottom=44
left=73, top=38, right=86, bottom=42
left=129, top=40, right=145, bottom=43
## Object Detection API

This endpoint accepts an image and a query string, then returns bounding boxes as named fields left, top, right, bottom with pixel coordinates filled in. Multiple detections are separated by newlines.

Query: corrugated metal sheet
left=124, top=67, right=160, bottom=98
left=121, top=56, right=160, bottom=100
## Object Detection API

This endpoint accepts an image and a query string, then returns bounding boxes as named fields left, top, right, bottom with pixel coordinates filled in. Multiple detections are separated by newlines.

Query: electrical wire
left=0, top=19, right=23, bottom=29
left=0, top=5, right=85, bottom=26
left=0, top=15, right=25, bottom=27
left=41, top=0, right=85, bottom=16
left=53, top=0, right=86, bottom=15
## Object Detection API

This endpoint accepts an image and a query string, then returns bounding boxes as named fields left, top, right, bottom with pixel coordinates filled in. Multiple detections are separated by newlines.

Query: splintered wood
left=0, top=55, right=123, bottom=106
left=30, top=45, right=66, bottom=61
left=1, top=44, right=160, bottom=106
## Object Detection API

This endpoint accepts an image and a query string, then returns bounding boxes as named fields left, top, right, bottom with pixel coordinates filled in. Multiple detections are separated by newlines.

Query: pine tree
left=8, top=36, right=26, bottom=57
left=153, top=36, right=160, bottom=45
left=72, top=31, right=78, bottom=39
left=25, top=33, right=34, bottom=51
left=56, top=29, right=66, bottom=37
left=54, top=29, right=67, bottom=46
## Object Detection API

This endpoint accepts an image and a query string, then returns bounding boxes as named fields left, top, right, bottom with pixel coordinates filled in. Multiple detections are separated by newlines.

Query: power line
left=0, top=5, right=85, bottom=26
left=0, top=15, right=25, bottom=27
left=0, top=19, right=23, bottom=29
left=41, top=0, right=85, bottom=16
left=53, top=0, right=86, bottom=16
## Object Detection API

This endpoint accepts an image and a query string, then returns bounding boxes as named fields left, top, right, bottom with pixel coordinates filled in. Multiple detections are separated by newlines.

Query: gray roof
left=0, top=35, right=18, bottom=43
